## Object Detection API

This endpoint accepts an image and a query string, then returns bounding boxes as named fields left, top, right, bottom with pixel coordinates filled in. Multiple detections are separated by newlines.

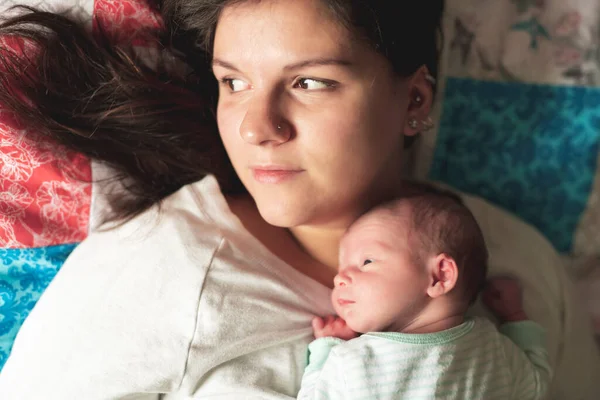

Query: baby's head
left=332, top=184, right=488, bottom=334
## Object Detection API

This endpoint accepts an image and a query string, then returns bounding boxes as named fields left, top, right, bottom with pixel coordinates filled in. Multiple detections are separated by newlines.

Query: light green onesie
left=297, top=317, right=551, bottom=400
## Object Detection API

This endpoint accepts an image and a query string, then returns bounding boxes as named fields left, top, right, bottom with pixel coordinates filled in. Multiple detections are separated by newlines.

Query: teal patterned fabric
left=430, top=78, right=600, bottom=252
left=0, top=243, right=78, bottom=370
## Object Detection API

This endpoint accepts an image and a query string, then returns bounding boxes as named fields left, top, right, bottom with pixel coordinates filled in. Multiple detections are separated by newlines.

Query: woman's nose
left=239, top=93, right=291, bottom=146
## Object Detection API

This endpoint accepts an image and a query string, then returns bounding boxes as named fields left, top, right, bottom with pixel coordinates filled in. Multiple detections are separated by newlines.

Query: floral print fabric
left=0, top=0, right=95, bottom=371
left=429, top=0, right=600, bottom=258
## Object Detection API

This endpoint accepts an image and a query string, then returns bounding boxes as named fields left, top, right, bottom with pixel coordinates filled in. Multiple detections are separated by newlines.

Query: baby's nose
left=334, top=273, right=351, bottom=287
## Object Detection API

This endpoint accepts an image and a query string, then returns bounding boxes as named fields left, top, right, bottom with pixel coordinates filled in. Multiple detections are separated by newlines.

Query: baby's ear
left=426, top=253, right=459, bottom=299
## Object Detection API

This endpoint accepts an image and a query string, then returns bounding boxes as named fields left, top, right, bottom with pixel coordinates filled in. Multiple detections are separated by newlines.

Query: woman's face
left=213, top=0, right=412, bottom=229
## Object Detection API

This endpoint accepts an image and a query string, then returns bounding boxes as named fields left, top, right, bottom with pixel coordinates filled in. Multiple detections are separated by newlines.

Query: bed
left=1, top=0, right=599, bottom=398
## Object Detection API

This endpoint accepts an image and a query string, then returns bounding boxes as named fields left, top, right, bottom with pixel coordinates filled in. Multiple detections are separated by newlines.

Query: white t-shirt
left=0, top=175, right=598, bottom=399
left=0, top=176, right=334, bottom=399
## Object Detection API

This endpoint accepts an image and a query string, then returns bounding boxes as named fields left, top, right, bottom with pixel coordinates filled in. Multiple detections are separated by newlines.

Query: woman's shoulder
left=87, top=174, right=231, bottom=253
left=0, top=175, right=231, bottom=396
left=55, top=174, right=232, bottom=307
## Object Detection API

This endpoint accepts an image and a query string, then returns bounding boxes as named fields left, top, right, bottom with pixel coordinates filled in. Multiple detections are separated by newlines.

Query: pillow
left=462, top=191, right=600, bottom=399
left=0, top=110, right=92, bottom=370
left=577, top=263, right=600, bottom=334
left=0, top=0, right=95, bottom=370
left=0, top=0, right=164, bottom=369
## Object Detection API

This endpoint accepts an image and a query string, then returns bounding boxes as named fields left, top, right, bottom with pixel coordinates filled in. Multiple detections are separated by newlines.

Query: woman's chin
left=247, top=188, right=312, bottom=227
left=254, top=200, right=306, bottom=228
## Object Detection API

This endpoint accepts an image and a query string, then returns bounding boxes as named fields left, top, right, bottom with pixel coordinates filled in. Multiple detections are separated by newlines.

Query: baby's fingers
left=333, top=318, right=347, bottom=329
left=312, top=317, right=325, bottom=332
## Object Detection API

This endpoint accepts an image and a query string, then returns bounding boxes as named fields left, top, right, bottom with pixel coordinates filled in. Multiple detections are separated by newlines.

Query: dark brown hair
left=0, top=1, right=444, bottom=223
left=0, top=6, right=241, bottom=223
left=162, top=0, right=444, bottom=81
left=399, top=183, right=489, bottom=305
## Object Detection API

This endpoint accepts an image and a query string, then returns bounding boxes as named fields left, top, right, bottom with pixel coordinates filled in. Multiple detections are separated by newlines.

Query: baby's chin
left=335, top=305, right=381, bottom=333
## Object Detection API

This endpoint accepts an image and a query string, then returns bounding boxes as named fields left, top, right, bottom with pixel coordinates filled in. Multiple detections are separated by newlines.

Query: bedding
left=0, top=0, right=163, bottom=369
left=409, top=0, right=600, bottom=261
left=0, top=104, right=92, bottom=369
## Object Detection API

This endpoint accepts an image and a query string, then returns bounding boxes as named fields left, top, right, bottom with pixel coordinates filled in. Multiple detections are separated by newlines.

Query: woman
left=0, top=0, right=598, bottom=398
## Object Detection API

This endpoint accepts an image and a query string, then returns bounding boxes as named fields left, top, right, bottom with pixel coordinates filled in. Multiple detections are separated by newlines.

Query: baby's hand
left=312, top=316, right=358, bottom=340
left=482, top=277, right=528, bottom=323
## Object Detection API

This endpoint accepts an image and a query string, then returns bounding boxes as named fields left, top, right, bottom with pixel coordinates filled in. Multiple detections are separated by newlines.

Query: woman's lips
left=251, top=167, right=303, bottom=184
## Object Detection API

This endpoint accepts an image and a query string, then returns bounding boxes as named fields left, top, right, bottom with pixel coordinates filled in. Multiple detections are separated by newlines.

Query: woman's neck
left=287, top=187, right=398, bottom=270
left=227, top=195, right=338, bottom=288
left=288, top=225, right=347, bottom=271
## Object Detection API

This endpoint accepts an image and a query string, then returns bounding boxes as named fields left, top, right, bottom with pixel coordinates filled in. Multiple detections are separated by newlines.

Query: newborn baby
left=298, top=186, right=552, bottom=399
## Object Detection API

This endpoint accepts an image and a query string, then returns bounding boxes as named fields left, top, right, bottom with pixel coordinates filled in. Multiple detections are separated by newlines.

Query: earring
left=421, top=117, right=435, bottom=132
left=414, top=95, right=423, bottom=105
left=425, top=74, right=436, bottom=85
left=408, top=117, right=435, bottom=131
left=277, top=124, right=282, bottom=130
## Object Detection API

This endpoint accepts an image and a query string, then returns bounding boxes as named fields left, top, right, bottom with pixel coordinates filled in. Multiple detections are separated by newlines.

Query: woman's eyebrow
left=212, top=58, right=241, bottom=72
left=283, top=58, right=353, bottom=71
left=212, top=57, right=353, bottom=72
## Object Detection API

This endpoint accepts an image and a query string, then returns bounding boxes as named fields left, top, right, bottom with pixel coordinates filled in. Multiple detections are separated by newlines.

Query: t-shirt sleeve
left=297, top=337, right=348, bottom=400
left=0, top=207, right=221, bottom=399
left=499, top=321, right=553, bottom=399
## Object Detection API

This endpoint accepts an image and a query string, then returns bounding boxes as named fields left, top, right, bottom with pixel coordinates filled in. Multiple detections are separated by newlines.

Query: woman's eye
left=221, top=78, right=249, bottom=93
left=293, top=78, right=334, bottom=90
left=362, top=259, right=373, bottom=266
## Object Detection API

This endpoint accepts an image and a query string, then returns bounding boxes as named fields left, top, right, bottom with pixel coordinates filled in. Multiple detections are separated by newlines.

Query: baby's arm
left=483, top=278, right=552, bottom=400
left=296, top=316, right=357, bottom=399
left=498, top=321, right=552, bottom=400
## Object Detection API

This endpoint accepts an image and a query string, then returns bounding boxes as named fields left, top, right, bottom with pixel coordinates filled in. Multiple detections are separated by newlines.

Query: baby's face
left=332, top=207, right=430, bottom=333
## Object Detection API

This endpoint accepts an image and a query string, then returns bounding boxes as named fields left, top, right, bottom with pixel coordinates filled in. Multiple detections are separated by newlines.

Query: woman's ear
left=426, top=253, right=459, bottom=299
left=403, top=65, right=435, bottom=137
